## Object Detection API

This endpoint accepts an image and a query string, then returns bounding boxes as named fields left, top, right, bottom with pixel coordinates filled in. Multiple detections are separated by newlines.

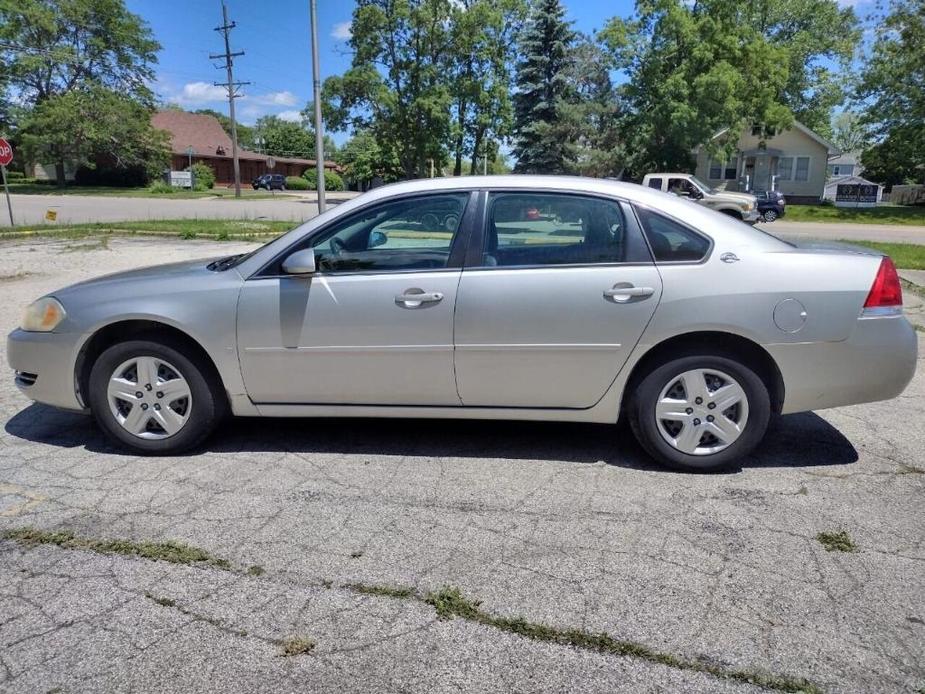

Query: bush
left=5, top=170, right=25, bottom=180
left=302, top=168, right=345, bottom=191
left=189, top=162, right=215, bottom=190
left=284, top=176, right=309, bottom=190
left=147, top=181, right=174, bottom=194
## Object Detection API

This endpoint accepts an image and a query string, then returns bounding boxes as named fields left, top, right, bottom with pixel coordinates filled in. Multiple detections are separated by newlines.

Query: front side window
left=795, top=157, right=810, bottom=181
left=777, top=157, right=793, bottom=181
left=267, top=193, right=470, bottom=274
left=636, top=207, right=711, bottom=263
left=483, top=193, right=629, bottom=267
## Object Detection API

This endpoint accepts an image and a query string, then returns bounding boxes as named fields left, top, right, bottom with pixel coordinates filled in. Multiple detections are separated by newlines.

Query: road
left=3, top=192, right=925, bottom=243
left=0, top=236, right=923, bottom=693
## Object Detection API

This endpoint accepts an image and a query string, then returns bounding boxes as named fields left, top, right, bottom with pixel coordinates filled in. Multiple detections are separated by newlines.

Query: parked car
left=252, top=174, right=286, bottom=191
left=755, top=190, right=786, bottom=222
left=642, top=173, right=760, bottom=224
left=7, top=177, right=916, bottom=471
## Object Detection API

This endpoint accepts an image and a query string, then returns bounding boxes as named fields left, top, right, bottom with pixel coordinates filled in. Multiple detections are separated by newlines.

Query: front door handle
left=395, top=288, right=444, bottom=308
left=603, top=283, right=655, bottom=303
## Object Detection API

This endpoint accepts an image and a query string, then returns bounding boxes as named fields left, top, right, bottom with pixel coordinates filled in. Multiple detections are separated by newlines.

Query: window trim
left=708, top=158, right=738, bottom=181
left=776, top=156, right=794, bottom=181
left=794, top=156, right=811, bottom=182
left=631, top=203, right=714, bottom=266
left=249, top=190, right=479, bottom=279
left=465, top=190, right=654, bottom=271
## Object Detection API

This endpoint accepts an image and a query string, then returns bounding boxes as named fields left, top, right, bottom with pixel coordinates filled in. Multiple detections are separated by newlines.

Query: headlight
left=21, top=297, right=67, bottom=332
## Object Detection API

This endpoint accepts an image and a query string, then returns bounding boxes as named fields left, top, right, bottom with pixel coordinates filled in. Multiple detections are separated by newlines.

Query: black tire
left=763, top=209, right=778, bottom=222
left=88, top=338, right=224, bottom=455
left=628, top=354, right=771, bottom=472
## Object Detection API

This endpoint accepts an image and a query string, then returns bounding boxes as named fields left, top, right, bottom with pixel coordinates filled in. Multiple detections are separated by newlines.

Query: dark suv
left=756, top=190, right=786, bottom=222
left=252, top=174, right=286, bottom=191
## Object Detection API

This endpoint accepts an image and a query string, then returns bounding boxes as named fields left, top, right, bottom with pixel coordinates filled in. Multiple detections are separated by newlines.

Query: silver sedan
left=6, top=176, right=918, bottom=471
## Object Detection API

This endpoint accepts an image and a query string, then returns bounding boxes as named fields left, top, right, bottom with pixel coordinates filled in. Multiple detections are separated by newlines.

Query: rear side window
left=483, top=193, right=629, bottom=267
left=636, top=208, right=711, bottom=262
left=647, top=177, right=663, bottom=190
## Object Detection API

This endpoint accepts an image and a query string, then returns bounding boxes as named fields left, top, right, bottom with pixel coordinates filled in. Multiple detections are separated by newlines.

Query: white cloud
left=248, top=90, right=298, bottom=107
left=331, top=21, right=352, bottom=40
left=276, top=110, right=303, bottom=123
left=178, top=81, right=227, bottom=104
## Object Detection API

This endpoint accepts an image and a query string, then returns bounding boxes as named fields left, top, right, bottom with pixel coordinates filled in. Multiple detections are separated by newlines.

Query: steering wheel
left=329, top=236, right=347, bottom=256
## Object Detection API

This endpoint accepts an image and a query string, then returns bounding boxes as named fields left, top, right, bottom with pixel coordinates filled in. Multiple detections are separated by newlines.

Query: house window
left=708, top=158, right=737, bottom=180
left=829, top=164, right=853, bottom=177
left=795, top=157, right=810, bottom=181
left=777, top=157, right=793, bottom=181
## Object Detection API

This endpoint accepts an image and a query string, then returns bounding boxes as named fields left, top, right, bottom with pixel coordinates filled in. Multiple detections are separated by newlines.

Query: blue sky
left=128, top=0, right=638, bottom=143
left=129, top=0, right=870, bottom=144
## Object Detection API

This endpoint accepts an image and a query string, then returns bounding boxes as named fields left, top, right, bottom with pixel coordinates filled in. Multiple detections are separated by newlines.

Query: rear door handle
left=603, top=284, right=655, bottom=303
left=395, top=289, right=444, bottom=307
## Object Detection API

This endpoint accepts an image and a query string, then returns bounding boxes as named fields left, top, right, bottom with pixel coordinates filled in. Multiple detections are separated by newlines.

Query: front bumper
left=766, top=315, right=918, bottom=414
left=7, top=329, right=86, bottom=411
left=743, top=209, right=762, bottom=224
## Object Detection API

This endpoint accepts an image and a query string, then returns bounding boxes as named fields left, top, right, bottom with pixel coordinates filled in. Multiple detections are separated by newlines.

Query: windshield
left=688, top=176, right=716, bottom=195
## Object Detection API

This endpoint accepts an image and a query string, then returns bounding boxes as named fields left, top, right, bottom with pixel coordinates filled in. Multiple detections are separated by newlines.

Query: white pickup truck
left=641, top=173, right=760, bottom=224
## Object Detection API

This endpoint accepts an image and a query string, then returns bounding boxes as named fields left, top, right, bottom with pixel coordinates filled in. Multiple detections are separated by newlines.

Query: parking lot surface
left=0, top=237, right=923, bottom=693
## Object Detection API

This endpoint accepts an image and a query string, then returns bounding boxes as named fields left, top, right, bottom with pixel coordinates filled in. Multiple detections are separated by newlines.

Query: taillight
left=862, top=256, right=903, bottom=315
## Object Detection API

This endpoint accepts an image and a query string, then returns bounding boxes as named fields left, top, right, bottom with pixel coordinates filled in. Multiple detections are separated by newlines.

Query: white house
left=693, top=121, right=840, bottom=204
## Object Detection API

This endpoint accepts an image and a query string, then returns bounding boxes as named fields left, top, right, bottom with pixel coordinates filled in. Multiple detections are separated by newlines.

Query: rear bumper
left=6, top=329, right=85, bottom=411
left=767, top=315, right=918, bottom=414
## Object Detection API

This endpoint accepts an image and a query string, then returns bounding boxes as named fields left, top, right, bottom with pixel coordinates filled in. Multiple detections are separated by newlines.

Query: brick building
left=152, top=110, right=338, bottom=186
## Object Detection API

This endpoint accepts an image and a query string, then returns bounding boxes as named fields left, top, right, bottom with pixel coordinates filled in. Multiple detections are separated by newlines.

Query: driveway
left=0, top=237, right=923, bottom=693
left=1, top=191, right=358, bottom=227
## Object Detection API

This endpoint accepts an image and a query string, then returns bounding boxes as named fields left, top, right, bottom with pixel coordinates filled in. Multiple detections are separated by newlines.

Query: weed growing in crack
left=247, top=565, right=266, bottom=576
left=349, top=550, right=364, bottom=559
left=144, top=593, right=176, bottom=608
left=816, top=530, right=857, bottom=553
left=280, top=637, right=316, bottom=657
left=348, top=583, right=415, bottom=599
left=2, top=527, right=232, bottom=569
left=423, top=586, right=821, bottom=693
left=321, top=579, right=333, bottom=589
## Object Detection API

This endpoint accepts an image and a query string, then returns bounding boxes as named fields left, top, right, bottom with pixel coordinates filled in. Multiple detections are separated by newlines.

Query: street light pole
left=309, top=0, right=326, bottom=214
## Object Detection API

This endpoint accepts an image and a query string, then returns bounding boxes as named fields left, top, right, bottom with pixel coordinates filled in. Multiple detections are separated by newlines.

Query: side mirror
left=369, top=230, right=387, bottom=248
left=281, top=248, right=316, bottom=275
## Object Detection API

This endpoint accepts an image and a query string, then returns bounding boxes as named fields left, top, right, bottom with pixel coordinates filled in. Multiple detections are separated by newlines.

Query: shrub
left=5, top=170, right=25, bottom=180
left=302, top=168, right=345, bottom=191
left=284, top=176, right=309, bottom=190
left=189, top=162, right=215, bottom=190
left=147, top=181, right=174, bottom=194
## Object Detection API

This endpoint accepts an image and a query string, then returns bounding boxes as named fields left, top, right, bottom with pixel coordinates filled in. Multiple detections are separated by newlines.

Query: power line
left=209, top=2, right=250, bottom=198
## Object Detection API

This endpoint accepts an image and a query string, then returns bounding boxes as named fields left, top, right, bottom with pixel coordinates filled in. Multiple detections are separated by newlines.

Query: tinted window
left=637, top=208, right=710, bottom=262
left=647, top=177, right=663, bottom=190
left=305, top=193, right=469, bottom=273
left=483, top=193, right=628, bottom=267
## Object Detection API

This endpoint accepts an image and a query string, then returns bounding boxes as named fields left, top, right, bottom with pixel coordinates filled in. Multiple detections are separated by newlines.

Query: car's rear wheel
left=88, top=339, right=223, bottom=455
left=763, top=209, right=778, bottom=222
left=628, top=355, right=770, bottom=472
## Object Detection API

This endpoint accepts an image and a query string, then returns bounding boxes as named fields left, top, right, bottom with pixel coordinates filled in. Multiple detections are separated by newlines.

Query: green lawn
left=837, top=240, right=925, bottom=270
left=2, top=219, right=296, bottom=240
left=786, top=204, right=925, bottom=226
left=5, top=183, right=289, bottom=200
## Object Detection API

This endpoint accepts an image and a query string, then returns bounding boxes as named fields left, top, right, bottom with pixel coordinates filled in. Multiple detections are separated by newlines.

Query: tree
left=252, top=115, right=315, bottom=159
left=323, top=0, right=455, bottom=179
left=830, top=111, right=867, bottom=154
left=511, top=0, right=575, bottom=174
left=19, top=85, right=169, bottom=182
left=0, top=0, right=160, bottom=184
left=336, top=130, right=399, bottom=186
left=856, top=0, right=924, bottom=185
left=447, top=0, right=527, bottom=176
left=602, top=0, right=859, bottom=177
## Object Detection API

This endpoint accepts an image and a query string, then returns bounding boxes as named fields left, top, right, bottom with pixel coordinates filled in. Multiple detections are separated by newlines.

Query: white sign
left=266, top=157, right=276, bottom=169
left=168, top=170, right=193, bottom=188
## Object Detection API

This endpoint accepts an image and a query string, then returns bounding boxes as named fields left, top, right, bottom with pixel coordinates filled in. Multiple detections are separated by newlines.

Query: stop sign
left=0, top=138, right=12, bottom=167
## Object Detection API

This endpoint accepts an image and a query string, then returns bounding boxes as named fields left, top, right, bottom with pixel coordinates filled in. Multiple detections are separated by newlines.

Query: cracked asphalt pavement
left=0, top=236, right=923, bottom=693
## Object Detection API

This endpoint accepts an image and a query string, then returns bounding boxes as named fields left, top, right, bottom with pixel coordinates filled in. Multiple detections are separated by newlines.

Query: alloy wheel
left=763, top=209, right=777, bottom=222
left=654, top=368, right=749, bottom=456
left=106, top=356, right=192, bottom=440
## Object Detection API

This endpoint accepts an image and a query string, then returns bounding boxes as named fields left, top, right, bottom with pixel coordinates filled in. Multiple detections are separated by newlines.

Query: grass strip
left=786, top=205, right=925, bottom=226
left=3, top=527, right=232, bottom=569
left=836, top=240, right=925, bottom=270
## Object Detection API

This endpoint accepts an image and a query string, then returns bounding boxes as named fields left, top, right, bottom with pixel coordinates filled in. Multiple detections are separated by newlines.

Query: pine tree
left=511, top=0, right=575, bottom=174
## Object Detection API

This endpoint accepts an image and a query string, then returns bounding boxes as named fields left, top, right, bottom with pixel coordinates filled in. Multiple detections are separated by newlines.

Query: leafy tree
left=0, top=0, right=160, bottom=185
left=19, top=86, right=169, bottom=182
left=323, top=0, right=455, bottom=179
left=336, top=131, right=399, bottom=186
left=830, top=111, right=867, bottom=155
left=860, top=136, right=921, bottom=188
left=602, top=0, right=859, bottom=177
left=252, top=115, right=315, bottom=159
left=856, top=0, right=924, bottom=185
left=448, top=0, right=527, bottom=176
left=511, top=0, right=575, bottom=174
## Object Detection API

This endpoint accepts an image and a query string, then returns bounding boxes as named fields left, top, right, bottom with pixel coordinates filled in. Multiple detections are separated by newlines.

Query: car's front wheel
left=763, top=209, right=778, bottom=222
left=88, top=339, right=224, bottom=455
left=628, top=355, right=770, bottom=472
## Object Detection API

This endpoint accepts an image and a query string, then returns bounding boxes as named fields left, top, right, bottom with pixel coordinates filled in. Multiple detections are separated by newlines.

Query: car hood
left=709, top=190, right=757, bottom=204
left=53, top=258, right=225, bottom=297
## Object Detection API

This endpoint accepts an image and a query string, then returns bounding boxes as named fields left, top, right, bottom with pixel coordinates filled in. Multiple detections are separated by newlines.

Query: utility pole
left=309, top=0, right=326, bottom=213
left=211, top=2, right=250, bottom=198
